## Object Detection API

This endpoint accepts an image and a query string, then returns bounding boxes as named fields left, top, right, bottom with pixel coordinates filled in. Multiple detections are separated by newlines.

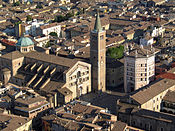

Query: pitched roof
left=112, top=121, right=127, bottom=131
left=40, top=22, right=60, bottom=30
left=24, top=51, right=78, bottom=68
left=131, top=108, right=175, bottom=124
left=130, top=79, right=175, bottom=105
left=93, top=12, right=102, bottom=32
left=163, top=90, right=175, bottom=103
left=0, top=113, right=31, bottom=131
left=0, top=51, right=24, bottom=60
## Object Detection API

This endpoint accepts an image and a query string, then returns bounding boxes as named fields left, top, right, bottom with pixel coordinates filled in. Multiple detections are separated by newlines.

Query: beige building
left=161, top=90, right=175, bottom=114
left=117, top=78, right=175, bottom=131
left=14, top=88, right=50, bottom=119
left=42, top=100, right=117, bottom=131
left=118, top=78, right=175, bottom=112
left=128, top=78, right=175, bottom=112
left=90, top=13, right=106, bottom=92
left=124, top=44, right=155, bottom=92
left=118, top=106, right=175, bottom=131
left=38, top=22, right=61, bottom=37
left=0, top=113, right=32, bottom=131
left=0, top=37, right=91, bottom=108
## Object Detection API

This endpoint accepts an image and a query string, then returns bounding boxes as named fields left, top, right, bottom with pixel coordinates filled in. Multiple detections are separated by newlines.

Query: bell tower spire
left=90, top=12, right=106, bottom=92
left=94, top=12, right=102, bottom=32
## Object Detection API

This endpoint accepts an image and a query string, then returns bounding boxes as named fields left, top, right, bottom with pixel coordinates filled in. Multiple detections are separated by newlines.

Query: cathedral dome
left=16, top=37, right=34, bottom=47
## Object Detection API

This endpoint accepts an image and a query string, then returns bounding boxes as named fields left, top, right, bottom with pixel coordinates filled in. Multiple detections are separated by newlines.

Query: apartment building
left=38, top=22, right=61, bottom=37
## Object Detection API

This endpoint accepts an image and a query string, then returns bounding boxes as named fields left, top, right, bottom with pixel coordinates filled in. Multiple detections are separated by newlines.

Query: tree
left=54, top=15, right=65, bottom=22
left=53, top=12, right=74, bottom=23
left=26, top=15, right=32, bottom=21
left=36, top=4, right=42, bottom=9
left=15, top=21, right=22, bottom=25
left=45, top=41, right=51, bottom=48
left=107, top=45, right=124, bottom=59
left=65, top=12, right=74, bottom=19
left=49, top=32, right=58, bottom=37
left=13, top=1, right=20, bottom=6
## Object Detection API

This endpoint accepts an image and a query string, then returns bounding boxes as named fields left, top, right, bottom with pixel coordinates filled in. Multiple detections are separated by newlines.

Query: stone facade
left=124, top=45, right=155, bottom=92
left=106, top=58, right=124, bottom=88
left=16, top=44, right=34, bottom=53
left=90, top=13, right=106, bottom=92
left=0, top=51, right=91, bottom=108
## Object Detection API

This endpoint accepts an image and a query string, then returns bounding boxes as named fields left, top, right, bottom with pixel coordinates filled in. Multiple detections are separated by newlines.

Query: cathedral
left=0, top=13, right=107, bottom=107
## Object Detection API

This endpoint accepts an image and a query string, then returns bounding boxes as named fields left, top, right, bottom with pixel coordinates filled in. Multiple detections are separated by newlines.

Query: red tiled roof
left=156, top=72, right=175, bottom=80
left=1, top=39, right=16, bottom=46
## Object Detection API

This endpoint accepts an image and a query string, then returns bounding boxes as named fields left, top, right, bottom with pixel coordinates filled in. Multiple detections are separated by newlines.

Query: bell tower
left=90, top=12, right=106, bottom=92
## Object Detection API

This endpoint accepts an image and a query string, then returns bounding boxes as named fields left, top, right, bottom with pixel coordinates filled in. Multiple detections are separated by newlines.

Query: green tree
left=45, top=41, right=51, bottom=48
left=107, top=45, right=124, bottom=59
left=26, top=15, right=32, bottom=21
left=54, top=15, right=65, bottom=22
left=13, top=1, right=20, bottom=6
left=15, top=21, right=22, bottom=25
left=54, top=12, right=74, bottom=23
left=49, top=32, right=58, bottom=37
left=65, top=12, right=74, bottom=19
left=36, top=4, right=42, bottom=9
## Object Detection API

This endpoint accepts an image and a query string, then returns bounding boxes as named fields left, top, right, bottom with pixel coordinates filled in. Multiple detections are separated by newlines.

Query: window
left=100, top=35, right=104, bottom=40
left=141, top=78, right=143, bottom=81
left=145, top=78, right=147, bottom=81
left=140, top=123, right=142, bottom=127
left=112, top=80, right=114, bottom=83
left=141, top=64, right=143, bottom=67
left=77, top=71, right=81, bottom=78
left=87, top=86, right=89, bottom=93
left=160, top=127, right=164, bottom=131
left=145, top=73, right=147, bottom=76
left=145, top=64, right=147, bottom=67
left=141, top=73, right=143, bottom=76
left=157, top=105, right=159, bottom=109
